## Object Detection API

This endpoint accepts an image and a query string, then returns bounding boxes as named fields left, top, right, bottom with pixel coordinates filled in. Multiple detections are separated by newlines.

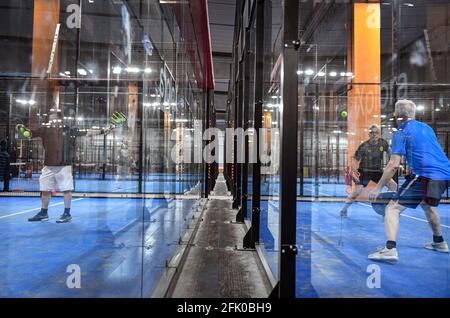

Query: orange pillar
left=32, top=0, right=60, bottom=77
left=32, top=0, right=61, bottom=115
left=348, top=3, right=381, bottom=169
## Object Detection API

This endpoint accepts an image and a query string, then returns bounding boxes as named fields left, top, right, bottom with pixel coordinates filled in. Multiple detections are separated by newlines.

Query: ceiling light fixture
left=126, top=67, right=140, bottom=73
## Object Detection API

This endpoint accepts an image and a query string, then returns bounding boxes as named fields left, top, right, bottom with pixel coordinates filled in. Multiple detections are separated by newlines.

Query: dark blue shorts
left=357, top=169, right=382, bottom=187
left=397, top=175, right=449, bottom=208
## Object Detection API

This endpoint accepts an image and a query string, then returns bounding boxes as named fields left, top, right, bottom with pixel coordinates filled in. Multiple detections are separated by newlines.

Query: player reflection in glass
left=114, top=139, right=136, bottom=190
left=17, top=108, right=127, bottom=223
left=340, top=124, right=397, bottom=218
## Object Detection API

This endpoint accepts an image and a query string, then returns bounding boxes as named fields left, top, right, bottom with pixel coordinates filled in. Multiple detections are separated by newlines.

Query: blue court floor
left=258, top=200, right=450, bottom=298
left=0, top=197, right=197, bottom=297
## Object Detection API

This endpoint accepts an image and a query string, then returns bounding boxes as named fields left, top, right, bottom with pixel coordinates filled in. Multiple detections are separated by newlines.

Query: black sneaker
left=28, top=212, right=49, bottom=222
left=56, top=213, right=72, bottom=223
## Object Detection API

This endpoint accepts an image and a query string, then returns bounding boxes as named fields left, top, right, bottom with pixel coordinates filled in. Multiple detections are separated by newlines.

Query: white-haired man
left=368, top=99, right=450, bottom=261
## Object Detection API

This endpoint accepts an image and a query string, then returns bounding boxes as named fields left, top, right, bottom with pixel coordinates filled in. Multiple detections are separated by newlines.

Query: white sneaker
left=424, top=241, right=449, bottom=253
left=368, top=246, right=399, bottom=262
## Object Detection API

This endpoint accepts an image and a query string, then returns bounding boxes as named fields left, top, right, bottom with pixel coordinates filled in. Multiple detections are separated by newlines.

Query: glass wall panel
left=259, top=0, right=282, bottom=282
left=296, top=0, right=450, bottom=298
left=245, top=15, right=256, bottom=223
left=0, top=0, right=206, bottom=297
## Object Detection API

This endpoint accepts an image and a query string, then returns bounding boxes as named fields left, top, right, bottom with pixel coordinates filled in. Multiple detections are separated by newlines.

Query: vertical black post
left=233, top=0, right=244, bottom=212
left=224, top=117, right=227, bottom=183
left=232, top=0, right=243, bottom=210
left=299, top=104, right=304, bottom=197
left=431, top=104, right=437, bottom=131
left=391, top=0, right=400, bottom=187
left=233, top=78, right=239, bottom=209
left=204, top=89, right=211, bottom=198
left=138, top=83, right=144, bottom=194
left=226, top=99, right=233, bottom=191
left=326, top=135, right=330, bottom=182
left=446, top=132, right=449, bottom=198
left=391, top=0, right=400, bottom=85
left=248, top=0, right=266, bottom=247
left=234, top=61, right=243, bottom=215
left=102, top=134, right=107, bottom=180
left=75, top=0, right=82, bottom=183
left=392, top=81, right=399, bottom=185
left=276, top=0, right=299, bottom=298
left=6, top=94, right=12, bottom=152
left=313, top=83, right=320, bottom=198
left=446, top=132, right=449, bottom=157
left=240, top=28, right=251, bottom=221
left=5, top=94, right=12, bottom=192
left=336, top=133, right=340, bottom=183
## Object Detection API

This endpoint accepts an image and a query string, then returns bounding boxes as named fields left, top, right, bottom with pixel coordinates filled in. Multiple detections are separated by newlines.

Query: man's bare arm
left=375, top=154, right=402, bottom=191
left=350, top=157, right=361, bottom=181
left=351, top=157, right=360, bottom=173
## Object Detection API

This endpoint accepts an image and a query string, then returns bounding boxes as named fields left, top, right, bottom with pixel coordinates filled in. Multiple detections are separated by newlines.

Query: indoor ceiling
left=207, top=0, right=236, bottom=121
left=208, top=0, right=236, bottom=55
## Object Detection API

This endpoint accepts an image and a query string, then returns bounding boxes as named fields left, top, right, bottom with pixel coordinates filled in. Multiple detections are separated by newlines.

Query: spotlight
left=126, top=67, right=140, bottom=73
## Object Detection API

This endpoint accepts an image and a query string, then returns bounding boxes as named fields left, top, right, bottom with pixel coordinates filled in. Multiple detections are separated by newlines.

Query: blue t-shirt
left=392, top=120, right=450, bottom=180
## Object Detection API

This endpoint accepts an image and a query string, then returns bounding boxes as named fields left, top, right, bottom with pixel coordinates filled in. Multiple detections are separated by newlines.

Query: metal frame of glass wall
left=228, top=0, right=450, bottom=298
left=0, top=0, right=217, bottom=298
left=227, top=0, right=299, bottom=298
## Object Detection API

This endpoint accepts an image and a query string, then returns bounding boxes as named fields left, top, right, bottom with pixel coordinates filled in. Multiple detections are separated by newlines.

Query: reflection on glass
left=0, top=0, right=205, bottom=297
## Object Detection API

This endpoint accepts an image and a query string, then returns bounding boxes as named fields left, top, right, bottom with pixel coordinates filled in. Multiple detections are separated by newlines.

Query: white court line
left=0, top=198, right=84, bottom=220
left=0, top=180, right=183, bottom=220
left=0, top=181, right=171, bottom=221
left=304, top=186, right=450, bottom=229
left=0, top=183, right=139, bottom=220
left=357, top=202, right=450, bottom=229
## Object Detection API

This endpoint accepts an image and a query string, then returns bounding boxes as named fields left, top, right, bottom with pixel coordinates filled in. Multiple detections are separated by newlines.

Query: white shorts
left=39, top=166, right=74, bottom=192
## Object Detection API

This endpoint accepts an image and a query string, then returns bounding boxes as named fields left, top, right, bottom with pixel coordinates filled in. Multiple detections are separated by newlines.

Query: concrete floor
left=168, top=175, right=271, bottom=298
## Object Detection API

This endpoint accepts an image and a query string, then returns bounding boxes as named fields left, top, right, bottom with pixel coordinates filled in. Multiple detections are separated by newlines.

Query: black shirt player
left=340, top=124, right=397, bottom=218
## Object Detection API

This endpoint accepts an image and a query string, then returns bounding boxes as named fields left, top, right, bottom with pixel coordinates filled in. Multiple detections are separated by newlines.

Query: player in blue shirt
left=368, top=100, right=450, bottom=262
